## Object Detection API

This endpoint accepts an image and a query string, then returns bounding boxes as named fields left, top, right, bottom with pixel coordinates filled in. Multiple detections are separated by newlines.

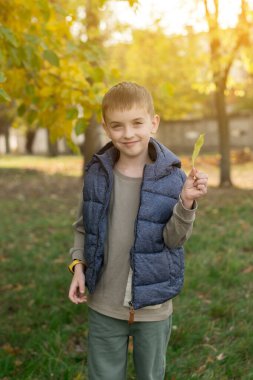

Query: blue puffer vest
left=83, top=137, right=187, bottom=310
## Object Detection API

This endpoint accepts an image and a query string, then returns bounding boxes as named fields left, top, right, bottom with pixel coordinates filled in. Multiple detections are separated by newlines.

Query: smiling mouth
left=122, top=141, right=139, bottom=145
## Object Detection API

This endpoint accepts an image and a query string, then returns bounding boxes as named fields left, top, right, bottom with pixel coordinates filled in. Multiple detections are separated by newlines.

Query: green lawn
left=0, top=156, right=253, bottom=380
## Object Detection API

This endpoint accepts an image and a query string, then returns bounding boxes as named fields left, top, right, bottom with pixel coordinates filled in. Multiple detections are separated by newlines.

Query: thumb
left=188, top=167, right=197, bottom=179
left=79, top=281, right=85, bottom=294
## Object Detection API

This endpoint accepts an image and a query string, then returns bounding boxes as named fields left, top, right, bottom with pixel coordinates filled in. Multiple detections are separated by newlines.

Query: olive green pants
left=87, top=308, right=172, bottom=380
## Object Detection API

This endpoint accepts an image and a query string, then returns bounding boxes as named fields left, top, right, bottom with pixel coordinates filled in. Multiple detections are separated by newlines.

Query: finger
left=69, top=293, right=78, bottom=304
left=75, top=291, right=87, bottom=303
left=77, top=296, right=87, bottom=304
left=68, top=290, right=77, bottom=304
left=75, top=283, right=87, bottom=303
left=77, top=288, right=86, bottom=299
left=69, top=283, right=79, bottom=304
left=196, top=184, right=208, bottom=193
left=195, top=172, right=208, bottom=180
left=79, top=284, right=85, bottom=295
left=194, top=178, right=208, bottom=187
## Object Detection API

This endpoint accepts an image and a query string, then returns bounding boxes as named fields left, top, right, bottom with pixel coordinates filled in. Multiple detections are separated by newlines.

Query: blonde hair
left=102, top=82, right=155, bottom=122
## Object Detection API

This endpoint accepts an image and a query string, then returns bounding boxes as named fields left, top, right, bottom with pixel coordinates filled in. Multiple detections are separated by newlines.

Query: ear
left=151, top=114, right=160, bottom=134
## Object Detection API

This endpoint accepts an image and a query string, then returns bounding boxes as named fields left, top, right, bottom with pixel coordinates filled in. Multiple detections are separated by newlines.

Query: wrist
left=74, top=263, right=85, bottom=273
left=180, top=193, right=194, bottom=210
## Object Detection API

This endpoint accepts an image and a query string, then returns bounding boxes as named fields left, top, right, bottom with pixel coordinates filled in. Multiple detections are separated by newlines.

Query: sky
left=107, top=0, right=253, bottom=42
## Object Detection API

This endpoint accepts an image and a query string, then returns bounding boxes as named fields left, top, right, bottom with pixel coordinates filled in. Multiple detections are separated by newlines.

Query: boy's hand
left=68, top=264, right=87, bottom=304
left=180, top=168, right=208, bottom=209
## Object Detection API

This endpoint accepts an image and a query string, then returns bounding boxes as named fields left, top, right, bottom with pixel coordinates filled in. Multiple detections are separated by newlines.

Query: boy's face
left=103, top=105, right=160, bottom=161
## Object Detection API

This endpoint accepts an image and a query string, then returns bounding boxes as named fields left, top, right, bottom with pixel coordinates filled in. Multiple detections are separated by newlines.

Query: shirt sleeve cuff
left=173, top=196, right=197, bottom=223
left=69, top=247, right=85, bottom=262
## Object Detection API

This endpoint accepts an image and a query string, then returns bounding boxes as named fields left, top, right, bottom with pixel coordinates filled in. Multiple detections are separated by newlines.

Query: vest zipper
left=129, top=164, right=146, bottom=313
left=128, top=301, right=135, bottom=324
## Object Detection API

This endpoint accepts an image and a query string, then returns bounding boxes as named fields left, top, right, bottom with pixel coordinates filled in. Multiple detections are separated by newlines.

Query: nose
left=124, top=125, right=134, bottom=139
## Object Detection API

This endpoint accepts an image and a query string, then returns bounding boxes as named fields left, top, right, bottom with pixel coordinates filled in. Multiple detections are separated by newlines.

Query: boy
left=68, top=82, right=208, bottom=380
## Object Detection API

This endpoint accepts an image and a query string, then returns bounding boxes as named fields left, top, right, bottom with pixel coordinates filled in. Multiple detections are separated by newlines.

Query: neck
left=115, top=152, right=152, bottom=178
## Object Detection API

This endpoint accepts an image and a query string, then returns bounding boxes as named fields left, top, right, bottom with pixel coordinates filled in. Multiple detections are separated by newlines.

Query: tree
left=202, top=0, right=250, bottom=186
left=0, top=0, right=108, bottom=153
left=0, top=0, right=138, bottom=160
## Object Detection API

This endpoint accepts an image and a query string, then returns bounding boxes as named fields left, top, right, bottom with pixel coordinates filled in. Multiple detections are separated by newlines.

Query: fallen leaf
left=14, top=359, right=23, bottom=366
left=15, top=283, right=24, bottom=292
left=73, top=373, right=85, bottom=380
left=75, top=344, right=85, bottom=353
left=2, top=343, right=21, bottom=355
left=216, top=352, right=225, bottom=361
left=1, top=283, right=25, bottom=292
left=196, top=364, right=206, bottom=374
left=53, top=257, right=66, bottom=264
left=0, top=255, right=9, bottom=262
left=242, top=265, right=253, bottom=274
left=1, top=284, right=13, bottom=291
left=197, top=293, right=212, bottom=304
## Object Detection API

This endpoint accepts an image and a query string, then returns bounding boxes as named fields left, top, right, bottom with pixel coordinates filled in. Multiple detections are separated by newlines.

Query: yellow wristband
left=68, top=259, right=86, bottom=274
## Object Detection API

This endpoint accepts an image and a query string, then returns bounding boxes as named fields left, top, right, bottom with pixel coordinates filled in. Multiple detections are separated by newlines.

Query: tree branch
left=214, top=0, right=219, bottom=24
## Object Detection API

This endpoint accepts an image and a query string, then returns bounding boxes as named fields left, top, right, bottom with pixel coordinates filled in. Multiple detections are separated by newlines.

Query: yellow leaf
left=40, top=86, right=55, bottom=97
left=192, top=133, right=205, bottom=167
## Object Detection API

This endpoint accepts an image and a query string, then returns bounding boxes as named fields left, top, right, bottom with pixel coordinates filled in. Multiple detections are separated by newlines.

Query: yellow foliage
left=0, top=0, right=149, bottom=142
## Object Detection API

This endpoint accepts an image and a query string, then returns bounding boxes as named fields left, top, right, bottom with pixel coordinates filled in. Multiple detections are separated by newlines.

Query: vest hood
left=86, top=137, right=181, bottom=180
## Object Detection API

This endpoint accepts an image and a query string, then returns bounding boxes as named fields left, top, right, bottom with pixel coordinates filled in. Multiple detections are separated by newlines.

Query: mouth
left=122, top=141, right=139, bottom=146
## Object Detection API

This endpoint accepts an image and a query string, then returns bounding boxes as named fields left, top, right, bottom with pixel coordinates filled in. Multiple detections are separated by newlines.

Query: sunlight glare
left=109, top=0, right=253, bottom=42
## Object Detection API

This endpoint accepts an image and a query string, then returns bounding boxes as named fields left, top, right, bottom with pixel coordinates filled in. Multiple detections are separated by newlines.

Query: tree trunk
left=214, top=84, right=232, bottom=187
left=47, top=131, right=58, bottom=157
left=82, top=114, right=104, bottom=176
left=25, top=130, right=36, bottom=154
left=4, top=128, right=10, bottom=154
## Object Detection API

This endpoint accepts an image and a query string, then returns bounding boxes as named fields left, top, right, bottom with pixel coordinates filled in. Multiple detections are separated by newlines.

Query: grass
left=0, top=155, right=253, bottom=380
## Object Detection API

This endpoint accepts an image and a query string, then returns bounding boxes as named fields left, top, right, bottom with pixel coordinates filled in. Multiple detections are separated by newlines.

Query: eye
left=134, top=121, right=143, bottom=125
left=111, top=124, right=122, bottom=129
